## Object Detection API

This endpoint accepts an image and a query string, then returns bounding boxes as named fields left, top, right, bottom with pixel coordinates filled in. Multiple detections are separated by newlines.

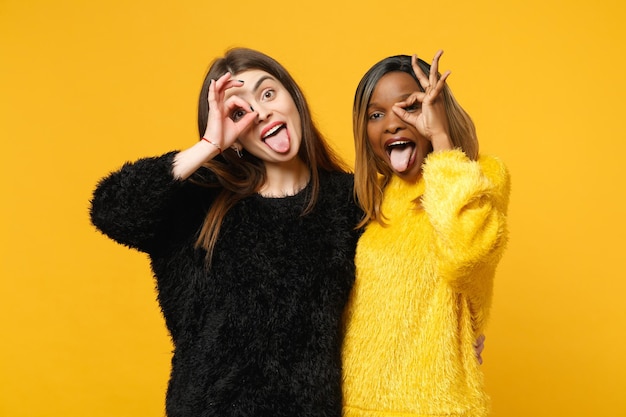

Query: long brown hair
left=194, top=48, right=348, bottom=264
left=353, top=54, right=478, bottom=227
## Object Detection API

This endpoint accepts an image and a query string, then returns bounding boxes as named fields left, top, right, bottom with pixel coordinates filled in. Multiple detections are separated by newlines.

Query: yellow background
left=2, top=0, right=625, bottom=416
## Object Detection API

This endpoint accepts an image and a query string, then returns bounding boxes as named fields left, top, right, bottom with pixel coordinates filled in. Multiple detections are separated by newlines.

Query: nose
left=254, top=102, right=272, bottom=123
left=384, top=112, right=405, bottom=134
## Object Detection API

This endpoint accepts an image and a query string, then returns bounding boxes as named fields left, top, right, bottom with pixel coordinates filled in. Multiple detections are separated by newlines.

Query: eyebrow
left=224, top=74, right=276, bottom=101
left=253, top=75, right=276, bottom=92
left=367, top=93, right=412, bottom=108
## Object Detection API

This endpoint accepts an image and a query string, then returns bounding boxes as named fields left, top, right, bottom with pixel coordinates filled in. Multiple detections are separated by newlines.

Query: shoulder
left=119, top=151, right=179, bottom=173
left=477, top=154, right=511, bottom=213
left=424, top=150, right=510, bottom=185
left=478, top=154, right=509, bottom=180
left=94, top=151, right=179, bottom=187
left=478, top=154, right=511, bottom=198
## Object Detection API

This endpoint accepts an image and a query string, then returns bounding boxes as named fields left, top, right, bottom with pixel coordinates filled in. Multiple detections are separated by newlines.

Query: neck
left=259, top=158, right=311, bottom=198
left=395, top=169, right=423, bottom=185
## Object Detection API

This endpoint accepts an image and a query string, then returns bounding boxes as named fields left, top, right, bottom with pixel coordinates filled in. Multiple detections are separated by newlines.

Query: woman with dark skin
left=342, top=51, right=508, bottom=417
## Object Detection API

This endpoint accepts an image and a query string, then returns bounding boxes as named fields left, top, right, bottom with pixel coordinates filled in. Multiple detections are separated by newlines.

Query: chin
left=393, top=165, right=422, bottom=182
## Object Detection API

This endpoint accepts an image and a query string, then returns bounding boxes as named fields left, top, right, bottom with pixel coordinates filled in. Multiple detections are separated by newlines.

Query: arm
left=90, top=152, right=190, bottom=252
left=421, top=150, right=511, bottom=323
left=90, top=73, right=258, bottom=251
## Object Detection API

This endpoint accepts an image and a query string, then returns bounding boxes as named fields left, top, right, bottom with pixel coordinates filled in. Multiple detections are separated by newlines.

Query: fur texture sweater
left=90, top=152, right=360, bottom=417
left=342, top=150, right=510, bottom=417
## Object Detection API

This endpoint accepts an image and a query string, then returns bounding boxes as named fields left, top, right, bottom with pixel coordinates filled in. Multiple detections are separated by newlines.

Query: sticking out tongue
left=264, top=126, right=290, bottom=153
left=389, top=145, right=414, bottom=172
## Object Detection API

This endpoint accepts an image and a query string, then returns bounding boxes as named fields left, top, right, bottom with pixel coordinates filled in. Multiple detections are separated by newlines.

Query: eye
left=368, top=111, right=383, bottom=121
left=230, top=108, right=247, bottom=122
left=261, top=88, right=276, bottom=101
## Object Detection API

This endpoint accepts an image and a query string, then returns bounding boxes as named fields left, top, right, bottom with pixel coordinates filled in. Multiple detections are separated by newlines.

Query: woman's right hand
left=173, top=73, right=257, bottom=180
left=393, top=50, right=453, bottom=152
left=203, top=72, right=257, bottom=150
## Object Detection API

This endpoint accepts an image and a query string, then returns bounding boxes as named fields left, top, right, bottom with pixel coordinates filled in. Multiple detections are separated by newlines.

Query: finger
left=213, top=72, right=235, bottom=98
left=474, top=344, right=484, bottom=364
left=394, top=93, right=421, bottom=109
left=234, top=111, right=257, bottom=132
left=223, top=78, right=245, bottom=91
left=394, top=91, right=424, bottom=108
left=207, top=78, right=229, bottom=109
left=429, top=70, right=451, bottom=98
left=215, top=71, right=232, bottom=86
left=430, top=50, right=444, bottom=87
left=391, top=104, right=407, bottom=119
left=225, top=95, right=254, bottom=113
left=473, top=334, right=486, bottom=355
left=207, top=79, right=216, bottom=105
left=439, top=69, right=451, bottom=85
left=391, top=103, right=416, bottom=124
left=474, top=339, right=485, bottom=356
left=474, top=333, right=486, bottom=345
left=411, top=54, right=430, bottom=91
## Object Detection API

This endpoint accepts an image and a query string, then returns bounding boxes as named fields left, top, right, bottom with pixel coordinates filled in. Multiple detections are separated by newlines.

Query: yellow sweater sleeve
left=421, top=149, right=510, bottom=329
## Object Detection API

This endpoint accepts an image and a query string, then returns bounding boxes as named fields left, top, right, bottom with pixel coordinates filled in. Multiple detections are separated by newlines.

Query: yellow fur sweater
left=342, top=150, right=510, bottom=417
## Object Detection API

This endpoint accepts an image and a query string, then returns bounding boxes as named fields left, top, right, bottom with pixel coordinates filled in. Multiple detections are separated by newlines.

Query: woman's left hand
left=474, top=333, right=486, bottom=365
left=392, top=50, right=452, bottom=150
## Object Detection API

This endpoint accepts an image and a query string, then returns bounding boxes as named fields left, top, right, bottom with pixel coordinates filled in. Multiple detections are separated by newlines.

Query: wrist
left=201, top=137, right=222, bottom=154
left=430, top=133, right=453, bottom=152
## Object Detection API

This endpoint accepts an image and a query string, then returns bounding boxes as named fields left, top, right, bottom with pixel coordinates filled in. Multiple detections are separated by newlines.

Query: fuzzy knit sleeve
left=90, top=151, right=190, bottom=253
left=420, top=149, right=510, bottom=313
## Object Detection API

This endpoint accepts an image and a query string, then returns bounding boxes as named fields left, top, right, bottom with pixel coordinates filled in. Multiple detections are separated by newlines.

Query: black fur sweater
left=90, top=152, right=360, bottom=417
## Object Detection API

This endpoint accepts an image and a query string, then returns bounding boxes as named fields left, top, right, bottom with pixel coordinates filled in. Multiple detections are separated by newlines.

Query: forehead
left=370, top=71, right=419, bottom=102
left=233, top=69, right=272, bottom=83
left=224, top=69, right=277, bottom=99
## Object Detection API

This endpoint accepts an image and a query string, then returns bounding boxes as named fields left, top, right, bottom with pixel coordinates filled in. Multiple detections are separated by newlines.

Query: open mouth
left=262, top=123, right=286, bottom=141
left=386, top=140, right=416, bottom=172
left=262, top=122, right=291, bottom=153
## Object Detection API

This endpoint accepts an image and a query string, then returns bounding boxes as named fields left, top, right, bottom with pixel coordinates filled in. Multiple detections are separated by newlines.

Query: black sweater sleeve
left=90, top=152, right=188, bottom=253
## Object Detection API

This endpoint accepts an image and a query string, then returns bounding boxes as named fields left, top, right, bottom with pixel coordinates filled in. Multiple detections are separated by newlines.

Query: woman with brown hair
left=90, top=48, right=360, bottom=417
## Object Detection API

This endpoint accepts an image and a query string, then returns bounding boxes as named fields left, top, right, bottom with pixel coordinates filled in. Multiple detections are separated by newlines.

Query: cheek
left=287, top=101, right=302, bottom=136
left=293, top=114, right=302, bottom=138
left=237, top=129, right=259, bottom=148
left=366, top=123, right=377, bottom=143
left=366, top=124, right=384, bottom=153
left=417, top=137, right=433, bottom=155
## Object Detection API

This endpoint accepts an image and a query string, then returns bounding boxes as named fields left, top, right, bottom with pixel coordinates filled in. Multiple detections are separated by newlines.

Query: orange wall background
left=1, top=0, right=625, bottom=416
